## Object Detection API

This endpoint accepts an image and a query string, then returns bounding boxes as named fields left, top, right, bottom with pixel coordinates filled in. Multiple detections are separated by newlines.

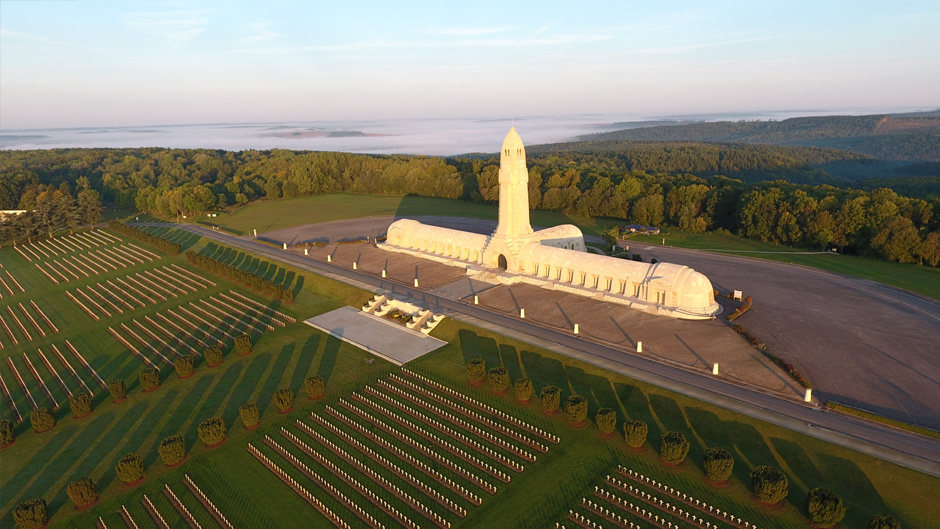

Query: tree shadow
left=257, top=347, right=294, bottom=417
left=3, top=423, right=85, bottom=509
left=185, top=363, right=246, bottom=449
left=686, top=406, right=778, bottom=485
left=151, top=374, right=216, bottom=460
left=497, top=344, right=523, bottom=381
left=289, top=335, right=322, bottom=391
left=458, top=329, right=501, bottom=368
left=770, top=437, right=825, bottom=491
left=614, top=382, right=655, bottom=427
left=817, top=452, right=889, bottom=527
left=317, top=335, right=341, bottom=383
left=223, top=353, right=272, bottom=427
left=292, top=275, right=305, bottom=298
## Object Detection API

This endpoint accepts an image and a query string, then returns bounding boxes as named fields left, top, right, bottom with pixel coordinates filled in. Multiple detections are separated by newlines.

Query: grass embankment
left=630, top=231, right=940, bottom=300
left=4, top=226, right=936, bottom=528
left=826, top=402, right=940, bottom=441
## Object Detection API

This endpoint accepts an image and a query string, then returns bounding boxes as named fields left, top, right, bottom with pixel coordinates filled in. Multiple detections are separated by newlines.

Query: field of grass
left=630, top=231, right=940, bottom=300
left=2, top=227, right=937, bottom=529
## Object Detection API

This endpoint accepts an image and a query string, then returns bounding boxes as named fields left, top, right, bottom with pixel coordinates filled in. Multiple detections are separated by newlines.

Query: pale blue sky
left=1, top=0, right=938, bottom=129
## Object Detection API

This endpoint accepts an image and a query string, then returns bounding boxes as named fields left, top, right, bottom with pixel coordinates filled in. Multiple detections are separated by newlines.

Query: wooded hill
left=579, top=111, right=940, bottom=161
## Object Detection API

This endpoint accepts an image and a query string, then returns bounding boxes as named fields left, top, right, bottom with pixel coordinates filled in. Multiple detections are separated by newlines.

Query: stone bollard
left=805, top=388, right=813, bottom=402
left=414, top=278, right=419, bottom=287
left=474, top=295, right=479, bottom=304
left=382, top=270, right=386, bottom=278
left=327, top=254, right=331, bottom=262
left=520, top=308, right=525, bottom=318
left=637, top=341, right=643, bottom=353
left=253, top=228, right=257, bottom=237
left=304, top=248, right=309, bottom=255
left=352, top=262, right=357, bottom=269
left=713, top=363, right=719, bottom=375
left=283, top=242, right=288, bottom=249
left=574, top=323, right=579, bottom=334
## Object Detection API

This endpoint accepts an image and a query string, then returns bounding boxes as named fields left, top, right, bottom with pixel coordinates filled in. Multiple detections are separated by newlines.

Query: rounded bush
left=869, top=514, right=901, bottom=529
left=115, top=453, right=144, bottom=484
left=466, top=357, right=486, bottom=383
left=703, top=447, right=734, bottom=482
left=30, top=408, right=56, bottom=433
left=659, top=431, right=690, bottom=464
left=108, top=379, right=127, bottom=402
left=234, top=334, right=252, bottom=355
left=69, top=391, right=93, bottom=417
left=540, top=385, right=561, bottom=413
left=239, top=402, right=260, bottom=428
left=564, top=395, right=588, bottom=425
left=12, top=498, right=47, bottom=529
left=158, top=435, right=186, bottom=466
left=139, top=368, right=161, bottom=391
left=198, top=417, right=227, bottom=446
left=751, top=465, right=789, bottom=504
left=304, top=375, right=325, bottom=400
left=66, top=476, right=98, bottom=508
left=623, top=420, right=648, bottom=448
left=204, top=344, right=224, bottom=366
left=1, top=419, right=15, bottom=446
left=487, top=367, right=509, bottom=392
left=595, top=408, right=617, bottom=435
left=513, top=378, right=532, bottom=402
left=807, top=488, right=846, bottom=528
left=273, top=387, right=294, bottom=412
left=174, top=355, right=195, bottom=378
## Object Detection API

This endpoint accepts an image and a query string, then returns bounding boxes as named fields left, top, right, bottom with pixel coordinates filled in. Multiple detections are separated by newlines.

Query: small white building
left=382, top=128, right=720, bottom=320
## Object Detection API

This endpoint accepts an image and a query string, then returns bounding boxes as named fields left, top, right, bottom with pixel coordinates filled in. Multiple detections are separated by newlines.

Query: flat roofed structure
left=381, top=128, right=720, bottom=320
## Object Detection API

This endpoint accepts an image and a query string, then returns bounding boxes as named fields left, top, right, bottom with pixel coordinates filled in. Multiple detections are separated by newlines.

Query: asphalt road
left=153, top=223, right=940, bottom=478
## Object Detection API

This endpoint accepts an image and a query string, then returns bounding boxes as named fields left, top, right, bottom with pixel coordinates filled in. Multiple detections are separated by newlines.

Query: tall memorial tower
left=483, top=127, right=536, bottom=269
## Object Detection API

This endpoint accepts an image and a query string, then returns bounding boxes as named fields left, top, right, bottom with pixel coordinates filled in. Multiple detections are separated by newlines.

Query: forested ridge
left=580, top=112, right=940, bottom=161
left=1, top=146, right=938, bottom=267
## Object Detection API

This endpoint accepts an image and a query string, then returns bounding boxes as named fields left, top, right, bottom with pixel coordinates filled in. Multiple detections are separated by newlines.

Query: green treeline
left=1, top=147, right=938, bottom=266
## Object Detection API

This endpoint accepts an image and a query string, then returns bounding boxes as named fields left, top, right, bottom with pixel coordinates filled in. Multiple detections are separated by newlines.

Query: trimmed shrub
left=30, top=408, right=55, bottom=433
left=68, top=391, right=93, bottom=417
left=751, top=465, right=789, bottom=504
left=807, top=488, right=846, bottom=528
left=540, top=385, right=561, bottom=413
left=108, top=379, right=127, bottom=402
left=595, top=408, right=617, bottom=435
left=239, top=403, right=260, bottom=429
left=703, top=447, right=734, bottom=482
left=273, top=387, right=294, bottom=412
left=1, top=419, right=15, bottom=446
left=304, top=375, right=325, bottom=400
left=234, top=334, right=252, bottom=355
left=466, top=357, right=486, bottom=383
left=487, top=367, right=509, bottom=392
left=66, top=476, right=98, bottom=508
left=174, top=355, right=195, bottom=378
left=204, top=344, right=223, bottom=366
left=157, top=435, right=186, bottom=466
left=139, top=368, right=161, bottom=391
left=197, top=417, right=227, bottom=446
left=659, top=431, right=690, bottom=464
left=869, top=514, right=901, bottom=529
left=564, top=395, right=588, bottom=425
left=623, top=420, right=648, bottom=448
left=513, top=378, right=533, bottom=402
left=115, top=453, right=144, bottom=484
left=12, top=498, right=48, bottom=529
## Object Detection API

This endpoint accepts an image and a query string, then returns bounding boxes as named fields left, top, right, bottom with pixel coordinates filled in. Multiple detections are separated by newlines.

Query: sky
left=1, top=0, right=938, bottom=130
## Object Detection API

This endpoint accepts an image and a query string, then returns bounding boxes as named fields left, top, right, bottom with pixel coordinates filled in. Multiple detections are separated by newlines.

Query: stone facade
left=382, top=128, right=720, bottom=319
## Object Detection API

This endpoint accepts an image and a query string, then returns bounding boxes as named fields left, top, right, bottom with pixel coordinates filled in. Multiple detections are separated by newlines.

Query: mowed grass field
left=205, top=193, right=940, bottom=300
left=1, top=227, right=937, bottom=528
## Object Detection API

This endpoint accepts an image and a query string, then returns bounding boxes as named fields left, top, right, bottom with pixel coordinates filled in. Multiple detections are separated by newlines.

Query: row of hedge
left=185, top=250, right=294, bottom=302
left=108, top=220, right=181, bottom=254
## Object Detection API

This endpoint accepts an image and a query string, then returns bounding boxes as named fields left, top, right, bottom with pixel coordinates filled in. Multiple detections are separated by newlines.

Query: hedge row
left=108, top=221, right=181, bottom=254
left=185, top=251, right=294, bottom=302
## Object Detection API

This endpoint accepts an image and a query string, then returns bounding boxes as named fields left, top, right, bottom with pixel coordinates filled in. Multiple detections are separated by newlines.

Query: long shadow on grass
left=289, top=335, right=322, bottom=391
left=222, top=353, right=273, bottom=427
left=1, top=422, right=86, bottom=512
left=685, top=406, right=777, bottom=486
left=317, top=335, right=341, bottom=383
left=615, top=382, right=656, bottom=429
left=770, top=437, right=825, bottom=490
left=256, top=346, right=295, bottom=417
left=185, top=363, right=246, bottom=448
left=817, top=452, right=889, bottom=525
left=519, top=350, right=567, bottom=390
left=292, top=275, right=305, bottom=298
left=149, top=374, right=217, bottom=462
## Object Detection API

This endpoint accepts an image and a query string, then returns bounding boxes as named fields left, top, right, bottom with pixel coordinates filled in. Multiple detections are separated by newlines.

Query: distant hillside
left=580, top=111, right=940, bottom=161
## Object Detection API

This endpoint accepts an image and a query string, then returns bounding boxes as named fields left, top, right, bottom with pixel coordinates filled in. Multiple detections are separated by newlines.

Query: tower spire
left=494, top=127, right=533, bottom=239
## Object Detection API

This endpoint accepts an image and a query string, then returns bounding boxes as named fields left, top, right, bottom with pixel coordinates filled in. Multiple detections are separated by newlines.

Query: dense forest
left=1, top=146, right=938, bottom=267
left=581, top=112, right=940, bottom=161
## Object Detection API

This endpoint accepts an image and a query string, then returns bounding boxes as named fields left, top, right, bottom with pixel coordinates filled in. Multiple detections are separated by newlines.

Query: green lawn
left=631, top=231, right=940, bottom=300
left=2, top=228, right=937, bottom=529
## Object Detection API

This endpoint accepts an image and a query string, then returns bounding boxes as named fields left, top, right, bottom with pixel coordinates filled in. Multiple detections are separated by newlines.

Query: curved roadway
left=158, top=223, right=940, bottom=478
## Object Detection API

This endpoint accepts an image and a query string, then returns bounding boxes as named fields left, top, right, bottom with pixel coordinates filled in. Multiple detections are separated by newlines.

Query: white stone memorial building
left=382, top=128, right=721, bottom=319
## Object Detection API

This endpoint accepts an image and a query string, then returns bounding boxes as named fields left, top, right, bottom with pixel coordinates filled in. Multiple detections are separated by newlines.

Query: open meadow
left=1, top=226, right=937, bottom=529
